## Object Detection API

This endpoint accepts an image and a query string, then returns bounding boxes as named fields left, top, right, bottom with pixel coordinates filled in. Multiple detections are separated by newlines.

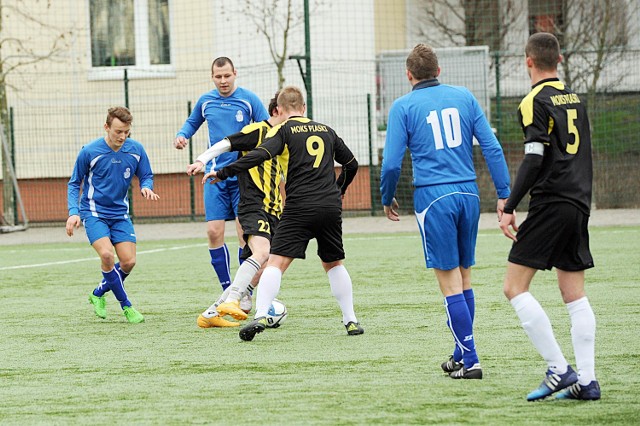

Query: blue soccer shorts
left=204, top=177, right=240, bottom=221
left=83, top=216, right=137, bottom=245
left=413, top=182, right=480, bottom=270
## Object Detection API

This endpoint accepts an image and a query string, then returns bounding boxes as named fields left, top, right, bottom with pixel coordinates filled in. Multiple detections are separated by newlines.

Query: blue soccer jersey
left=176, top=86, right=269, bottom=172
left=380, top=80, right=510, bottom=206
left=67, top=137, right=154, bottom=219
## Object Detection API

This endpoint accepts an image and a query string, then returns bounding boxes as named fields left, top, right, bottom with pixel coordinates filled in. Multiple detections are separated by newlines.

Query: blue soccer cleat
left=527, top=365, right=578, bottom=401
left=556, top=380, right=601, bottom=401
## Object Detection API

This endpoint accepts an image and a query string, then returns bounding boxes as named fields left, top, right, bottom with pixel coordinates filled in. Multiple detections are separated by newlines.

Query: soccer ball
left=266, top=299, right=287, bottom=328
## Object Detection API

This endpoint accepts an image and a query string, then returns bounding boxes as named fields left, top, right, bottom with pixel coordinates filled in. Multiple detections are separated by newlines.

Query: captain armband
left=524, top=142, right=544, bottom=156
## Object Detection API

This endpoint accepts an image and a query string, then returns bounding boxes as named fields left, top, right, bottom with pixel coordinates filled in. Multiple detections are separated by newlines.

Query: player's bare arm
left=498, top=210, right=518, bottom=242
left=384, top=197, right=400, bottom=222
left=202, top=170, right=222, bottom=185
left=186, top=160, right=205, bottom=175
left=65, top=214, right=81, bottom=236
left=174, top=136, right=188, bottom=150
left=141, top=188, right=160, bottom=201
left=497, top=198, right=507, bottom=220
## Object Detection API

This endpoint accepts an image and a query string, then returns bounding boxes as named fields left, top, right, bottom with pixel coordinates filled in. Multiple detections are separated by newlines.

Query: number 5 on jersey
left=566, top=108, right=580, bottom=155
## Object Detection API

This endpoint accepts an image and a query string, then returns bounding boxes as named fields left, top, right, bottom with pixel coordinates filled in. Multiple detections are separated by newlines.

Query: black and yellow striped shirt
left=227, top=120, right=287, bottom=218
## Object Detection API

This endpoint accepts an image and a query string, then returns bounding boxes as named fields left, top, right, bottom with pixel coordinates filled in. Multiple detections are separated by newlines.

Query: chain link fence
left=1, top=0, right=638, bottom=224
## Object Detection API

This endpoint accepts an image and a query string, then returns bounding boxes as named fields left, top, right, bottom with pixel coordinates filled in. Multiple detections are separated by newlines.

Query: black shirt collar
left=412, top=78, right=440, bottom=91
left=532, top=77, right=560, bottom=89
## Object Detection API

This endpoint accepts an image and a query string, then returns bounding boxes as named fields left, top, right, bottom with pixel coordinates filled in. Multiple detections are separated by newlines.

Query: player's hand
left=65, top=215, right=81, bottom=237
left=496, top=198, right=507, bottom=221
left=202, top=170, right=221, bottom=185
left=174, top=136, right=188, bottom=150
left=384, top=198, right=400, bottom=222
left=141, top=188, right=160, bottom=201
left=186, top=160, right=204, bottom=175
left=499, top=211, right=518, bottom=242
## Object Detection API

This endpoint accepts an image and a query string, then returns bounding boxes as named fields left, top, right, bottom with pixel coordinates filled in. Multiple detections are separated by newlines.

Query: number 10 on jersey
left=426, top=108, right=462, bottom=150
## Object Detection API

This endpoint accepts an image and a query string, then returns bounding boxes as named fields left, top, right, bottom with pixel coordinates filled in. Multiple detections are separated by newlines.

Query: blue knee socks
left=445, top=292, right=479, bottom=367
left=209, top=245, right=231, bottom=290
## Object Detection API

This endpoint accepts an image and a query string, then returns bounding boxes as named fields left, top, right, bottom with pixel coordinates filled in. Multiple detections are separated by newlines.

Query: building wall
left=0, top=167, right=373, bottom=223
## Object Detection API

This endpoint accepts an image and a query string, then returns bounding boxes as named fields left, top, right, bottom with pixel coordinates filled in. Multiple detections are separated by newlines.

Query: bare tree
left=0, top=0, right=72, bottom=226
left=413, top=0, right=524, bottom=54
left=221, top=0, right=322, bottom=90
left=553, top=0, right=635, bottom=106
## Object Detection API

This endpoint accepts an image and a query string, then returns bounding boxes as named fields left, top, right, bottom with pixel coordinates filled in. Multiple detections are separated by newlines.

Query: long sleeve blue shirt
left=67, top=137, right=154, bottom=219
left=176, top=87, right=269, bottom=172
left=380, top=79, right=510, bottom=206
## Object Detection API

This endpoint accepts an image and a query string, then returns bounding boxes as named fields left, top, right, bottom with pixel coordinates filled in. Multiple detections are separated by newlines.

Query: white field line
left=0, top=243, right=205, bottom=271
left=1, top=228, right=633, bottom=271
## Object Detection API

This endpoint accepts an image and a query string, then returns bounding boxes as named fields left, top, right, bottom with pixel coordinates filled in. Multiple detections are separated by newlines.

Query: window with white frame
left=89, top=0, right=172, bottom=78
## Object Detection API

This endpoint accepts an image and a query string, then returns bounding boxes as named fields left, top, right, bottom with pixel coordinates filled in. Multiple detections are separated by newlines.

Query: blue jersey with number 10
left=380, top=80, right=510, bottom=206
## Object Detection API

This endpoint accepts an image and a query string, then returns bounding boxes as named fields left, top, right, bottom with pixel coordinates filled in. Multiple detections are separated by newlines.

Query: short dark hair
left=106, top=106, right=132, bottom=126
left=211, top=57, right=235, bottom=72
left=526, top=33, right=560, bottom=72
left=268, top=91, right=280, bottom=117
left=406, top=44, right=439, bottom=81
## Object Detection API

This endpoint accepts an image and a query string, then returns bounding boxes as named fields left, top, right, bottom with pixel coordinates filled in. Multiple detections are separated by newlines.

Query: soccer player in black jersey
left=187, top=92, right=287, bottom=327
left=207, top=85, right=363, bottom=341
left=499, top=32, right=600, bottom=401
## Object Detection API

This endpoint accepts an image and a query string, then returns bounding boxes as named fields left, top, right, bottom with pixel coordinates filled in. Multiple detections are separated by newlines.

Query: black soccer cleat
left=239, top=317, right=267, bottom=342
left=441, top=355, right=464, bottom=373
left=345, top=321, right=364, bottom=336
left=449, top=363, right=483, bottom=379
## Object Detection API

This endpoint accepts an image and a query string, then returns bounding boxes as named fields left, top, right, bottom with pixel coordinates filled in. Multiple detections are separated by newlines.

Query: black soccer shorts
left=238, top=209, right=279, bottom=260
left=270, top=205, right=345, bottom=262
left=508, top=201, right=594, bottom=271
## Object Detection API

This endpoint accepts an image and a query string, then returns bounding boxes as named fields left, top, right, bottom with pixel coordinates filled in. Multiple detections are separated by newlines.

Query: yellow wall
left=374, top=0, right=407, bottom=53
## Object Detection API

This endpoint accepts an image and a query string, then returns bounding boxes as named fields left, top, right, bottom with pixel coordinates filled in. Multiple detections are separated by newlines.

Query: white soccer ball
left=266, top=299, right=287, bottom=328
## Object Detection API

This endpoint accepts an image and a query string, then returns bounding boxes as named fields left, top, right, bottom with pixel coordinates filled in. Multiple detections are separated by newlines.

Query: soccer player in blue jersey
left=499, top=33, right=599, bottom=401
left=66, top=106, right=159, bottom=323
left=380, top=44, right=511, bottom=379
left=174, top=57, right=269, bottom=325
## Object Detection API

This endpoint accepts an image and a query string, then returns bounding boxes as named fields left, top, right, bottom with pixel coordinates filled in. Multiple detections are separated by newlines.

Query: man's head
left=268, top=91, right=281, bottom=117
left=277, top=86, right=306, bottom=116
left=267, top=90, right=287, bottom=126
left=211, top=57, right=237, bottom=97
left=525, top=32, right=561, bottom=73
left=406, top=44, right=440, bottom=83
left=104, top=106, right=132, bottom=148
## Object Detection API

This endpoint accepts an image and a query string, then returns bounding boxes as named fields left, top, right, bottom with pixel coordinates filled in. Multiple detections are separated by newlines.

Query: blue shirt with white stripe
left=380, top=79, right=510, bottom=206
left=67, top=137, right=154, bottom=219
left=176, top=86, right=269, bottom=172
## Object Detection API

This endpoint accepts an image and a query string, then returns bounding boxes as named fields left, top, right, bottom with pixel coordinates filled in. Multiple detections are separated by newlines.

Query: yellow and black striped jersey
left=517, top=78, right=592, bottom=212
left=227, top=120, right=287, bottom=218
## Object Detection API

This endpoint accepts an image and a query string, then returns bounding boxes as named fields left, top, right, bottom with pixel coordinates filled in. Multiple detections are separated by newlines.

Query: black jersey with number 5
left=517, top=78, right=593, bottom=213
